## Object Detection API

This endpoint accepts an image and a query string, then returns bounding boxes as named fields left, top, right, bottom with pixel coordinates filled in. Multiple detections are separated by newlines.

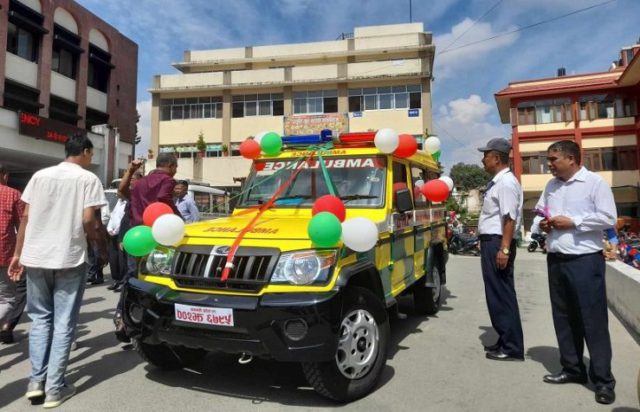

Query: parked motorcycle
left=449, top=233, right=480, bottom=256
left=527, top=232, right=547, bottom=253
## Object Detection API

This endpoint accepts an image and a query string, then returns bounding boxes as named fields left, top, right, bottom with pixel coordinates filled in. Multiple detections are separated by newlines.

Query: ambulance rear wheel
left=414, top=265, right=442, bottom=315
left=302, top=287, right=389, bottom=403
left=134, top=339, right=206, bottom=370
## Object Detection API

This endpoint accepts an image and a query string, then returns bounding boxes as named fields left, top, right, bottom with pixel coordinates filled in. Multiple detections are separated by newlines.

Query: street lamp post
left=91, top=124, right=113, bottom=186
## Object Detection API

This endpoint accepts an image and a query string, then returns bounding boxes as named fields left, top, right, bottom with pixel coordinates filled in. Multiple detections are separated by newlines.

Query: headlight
left=145, top=247, right=175, bottom=275
left=271, top=250, right=337, bottom=285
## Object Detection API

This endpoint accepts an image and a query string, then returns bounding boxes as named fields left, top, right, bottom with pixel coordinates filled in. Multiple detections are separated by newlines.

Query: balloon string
left=221, top=151, right=318, bottom=281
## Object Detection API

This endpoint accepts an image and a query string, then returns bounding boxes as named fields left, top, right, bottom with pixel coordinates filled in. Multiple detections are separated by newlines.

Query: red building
left=495, top=41, right=640, bottom=230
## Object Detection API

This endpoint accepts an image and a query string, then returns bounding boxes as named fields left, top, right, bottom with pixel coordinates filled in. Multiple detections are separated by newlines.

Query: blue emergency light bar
left=281, top=129, right=333, bottom=145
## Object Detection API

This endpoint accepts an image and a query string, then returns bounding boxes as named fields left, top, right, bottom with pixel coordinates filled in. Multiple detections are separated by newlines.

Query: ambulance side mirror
left=395, top=189, right=413, bottom=213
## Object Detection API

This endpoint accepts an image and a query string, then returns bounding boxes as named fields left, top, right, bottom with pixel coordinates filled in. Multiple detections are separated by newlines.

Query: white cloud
left=435, top=95, right=510, bottom=171
left=135, top=99, right=151, bottom=159
left=434, top=18, right=519, bottom=80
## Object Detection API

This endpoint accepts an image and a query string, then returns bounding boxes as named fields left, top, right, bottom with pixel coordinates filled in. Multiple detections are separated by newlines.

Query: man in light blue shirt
left=173, top=180, right=200, bottom=223
left=535, top=140, right=616, bottom=405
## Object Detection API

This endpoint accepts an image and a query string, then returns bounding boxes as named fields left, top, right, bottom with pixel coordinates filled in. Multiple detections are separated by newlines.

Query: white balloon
left=374, top=128, right=399, bottom=154
left=439, top=176, right=454, bottom=191
left=254, top=131, right=267, bottom=145
left=341, top=217, right=378, bottom=252
left=414, top=179, right=425, bottom=188
left=424, top=136, right=441, bottom=154
left=152, top=214, right=185, bottom=246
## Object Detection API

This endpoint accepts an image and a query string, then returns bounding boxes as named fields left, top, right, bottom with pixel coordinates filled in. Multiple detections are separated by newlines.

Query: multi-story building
left=0, top=0, right=138, bottom=188
left=149, top=23, right=434, bottom=188
left=495, top=42, right=640, bottom=230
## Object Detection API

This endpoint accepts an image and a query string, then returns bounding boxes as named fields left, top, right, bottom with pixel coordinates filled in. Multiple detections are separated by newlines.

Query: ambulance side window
left=392, top=161, right=412, bottom=210
left=411, top=165, right=428, bottom=209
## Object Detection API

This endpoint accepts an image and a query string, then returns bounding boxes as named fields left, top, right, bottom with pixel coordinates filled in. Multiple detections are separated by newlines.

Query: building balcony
left=50, top=71, right=77, bottom=102
left=5, top=53, right=38, bottom=89
left=86, top=86, right=107, bottom=112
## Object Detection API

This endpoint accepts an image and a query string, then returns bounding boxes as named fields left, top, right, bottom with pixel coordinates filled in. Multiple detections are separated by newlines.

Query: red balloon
left=421, top=179, right=449, bottom=203
left=240, top=139, right=261, bottom=159
left=143, top=202, right=174, bottom=227
left=394, top=134, right=418, bottom=158
left=312, top=195, right=346, bottom=222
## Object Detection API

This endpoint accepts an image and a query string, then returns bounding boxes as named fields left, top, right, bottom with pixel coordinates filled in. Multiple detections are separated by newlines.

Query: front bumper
left=122, top=278, right=343, bottom=362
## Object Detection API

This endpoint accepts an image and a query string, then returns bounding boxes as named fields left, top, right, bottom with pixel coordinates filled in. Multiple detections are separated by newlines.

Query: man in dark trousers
left=536, top=140, right=616, bottom=405
left=477, top=138, right=524, bottom=362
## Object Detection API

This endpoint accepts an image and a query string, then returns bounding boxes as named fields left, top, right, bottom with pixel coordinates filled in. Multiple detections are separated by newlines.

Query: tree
left=196, top=131, right=207, bottom=153
left=449, top=162, right=491, bottom=191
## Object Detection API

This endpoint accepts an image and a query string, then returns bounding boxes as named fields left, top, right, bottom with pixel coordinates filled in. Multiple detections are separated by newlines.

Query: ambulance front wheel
left=302, top=286, right=389, bottom=403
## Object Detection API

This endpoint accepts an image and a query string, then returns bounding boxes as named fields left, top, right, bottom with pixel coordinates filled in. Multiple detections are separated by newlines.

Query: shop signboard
left=18, top=112, right=85, bottom=144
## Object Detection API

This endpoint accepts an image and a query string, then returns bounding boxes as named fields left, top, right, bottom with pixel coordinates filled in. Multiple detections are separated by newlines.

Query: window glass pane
left=293, top=98, right=306, bottom=114
left=323, top=97, right=338, bottom=113
left=258, top=93, right=271, bottom=101
left=364, top=95, right=377, bottom=110
left=363, top=87, right=377, bottom=95
left=215, top=103, right=223, bottom=118
left=198, top=97, right=211, bottom=103
left=392, top=85, right=406, bottom=93
left=308, top=97, right=323, bottom=113
left=190, top=104, right=203, bottom=118
left=379, top=94, right=393, bottom=109
left=272, top=100, right=284, bottom=116
left=293, top=92, right=306, bottom=99
left=407, top=84, right=421, bottom=92
left=348, top=96, right=362, bottom=112
left=377, top=86, right=391, bottom=94
left=232, top=95, right=244, bottom=102
left=258, top=100, right=271, bottom=116
left=244, top=101, right=257, bottom=116
left=348, top=88, right=362, bottom=96
left=173, top=98, right=185, bottom=104
left=601, top=148, right=616, bottom=170
left=394, top=92, right=408, bottom=108
left=323, top=90, right=337, bottom=97
left=160, top=106, right=171, bottom=121
left=232, top=102, right=244, bottom=117
left=203, top=104, right=213, bottom=118
left=409, top=92, right=421, bottom=109
left=308, top=91, right=322, bottom=98
left=186, top=97, right=198, bottom=104
left=171, top=105, right=183, bottom=120
left=271, top=93, right=283, bottom=100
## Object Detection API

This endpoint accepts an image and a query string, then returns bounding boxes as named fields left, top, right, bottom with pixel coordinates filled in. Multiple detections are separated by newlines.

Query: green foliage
left=449, top=162, right=491, bottom=191
left=196, top=131, right=207, bottom=153
left=445, top=196, right=466, bottom=215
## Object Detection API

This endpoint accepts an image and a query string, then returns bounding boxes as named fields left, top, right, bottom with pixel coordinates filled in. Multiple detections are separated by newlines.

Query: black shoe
left=483, top=342, right=501, bottom=352
left=485, top=350, right=524, bottom=361
left=106, top=283, right=118, bottom=290
left=0, top=330, right=14, bottom=344
left=86, top=276, right=96, bottom=284
left=543, top=372, right=588, bottom=384
left=90, top=278, right=104, bottom=285
left=113, top=285, right=122, bottom=292
left=595, top=387, right=615, bottom=404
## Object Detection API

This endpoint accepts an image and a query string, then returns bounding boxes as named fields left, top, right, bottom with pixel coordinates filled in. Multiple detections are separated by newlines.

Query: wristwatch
left=501, top=247, right=510, bottom=255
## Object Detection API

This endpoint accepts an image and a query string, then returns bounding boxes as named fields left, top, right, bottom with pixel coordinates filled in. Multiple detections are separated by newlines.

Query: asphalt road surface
left=1, top=251, right=639, bottom=411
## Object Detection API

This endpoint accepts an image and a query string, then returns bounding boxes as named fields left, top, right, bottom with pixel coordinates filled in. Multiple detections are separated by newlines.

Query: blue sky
left=76, top=0, right=639, bottom=169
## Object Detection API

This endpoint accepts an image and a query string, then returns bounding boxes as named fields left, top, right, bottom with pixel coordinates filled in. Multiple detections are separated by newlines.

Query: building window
left=232, top=93, right=283, bottom=118
left=85, top=107, right=109, bottom=131
left=3, top=80, right=40, bottom=114
left=521, top=152, right=549, bottom=174
left=348, top=84, right=421, bottom=112
left=49, top=95, right=79, bottom=125
left=7, top=22, right=39, bottom=62
left=292, top=90, right=337, bottom=114
left=517, top=98, right=572, bottom=125
left=88, top=45, right=112, bottom=92
left=52, top=25, right=82, bottom=80
left=579, top=95, right=637, bottom=120
left=583, top=146, right=638, bottom=171
left=160, top=97, right=223, bottom=121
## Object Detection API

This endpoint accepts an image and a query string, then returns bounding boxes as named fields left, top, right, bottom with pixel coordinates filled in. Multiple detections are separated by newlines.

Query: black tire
left=527, top=242, right=537, bottom=253
left=302, top=287, right=389, bottom=403
left=134, top=339, right=207, bottom=370
left=413, top=264, right=442, bottom=315
left=449, top=241, right=459, bottom=255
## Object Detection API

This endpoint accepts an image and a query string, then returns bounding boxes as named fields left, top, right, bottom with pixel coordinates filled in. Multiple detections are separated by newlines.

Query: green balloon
left=123, top=225, right=158, bottom=257
left=432, top=150, right=441, bottom=161
left=308, top=212, right=342, bottom=247
left=260, top=132, right=282, bottom=156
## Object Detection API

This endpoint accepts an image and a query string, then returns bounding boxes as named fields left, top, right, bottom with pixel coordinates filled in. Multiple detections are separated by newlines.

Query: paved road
left=1, top=251, right=639, bottom=411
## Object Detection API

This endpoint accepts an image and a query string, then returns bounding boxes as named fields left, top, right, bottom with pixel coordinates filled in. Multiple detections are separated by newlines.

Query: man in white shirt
left=535, top=140, right=616, bottom=405
left=477, top=138, right=524, bottom=362
left=8, top=134, right=107, bottom=409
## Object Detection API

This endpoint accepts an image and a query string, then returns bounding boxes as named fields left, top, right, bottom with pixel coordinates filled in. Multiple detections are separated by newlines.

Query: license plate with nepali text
left=174, top=303, right=234, bottom=327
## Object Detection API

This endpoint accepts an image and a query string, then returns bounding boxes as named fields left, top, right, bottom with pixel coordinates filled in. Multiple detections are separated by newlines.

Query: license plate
left=174, top=303, right=234, bottom=327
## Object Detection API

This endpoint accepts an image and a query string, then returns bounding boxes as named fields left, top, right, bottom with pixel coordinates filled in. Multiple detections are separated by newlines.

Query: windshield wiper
left=339, top=195, right=377, bottom=203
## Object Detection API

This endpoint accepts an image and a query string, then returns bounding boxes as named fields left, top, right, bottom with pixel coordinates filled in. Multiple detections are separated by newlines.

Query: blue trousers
left=547, top=252, right=615, bottom=389
left=480, top=236, right=524, bottom=358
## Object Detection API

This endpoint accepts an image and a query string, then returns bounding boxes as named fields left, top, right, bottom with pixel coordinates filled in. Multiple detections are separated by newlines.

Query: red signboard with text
left=18, top=112, right=85, bottom=144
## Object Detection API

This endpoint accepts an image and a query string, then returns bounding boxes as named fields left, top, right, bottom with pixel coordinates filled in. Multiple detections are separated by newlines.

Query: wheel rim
left=431, top=266, right=441, bottom=303
left=335, top=309, right=379, bottom=379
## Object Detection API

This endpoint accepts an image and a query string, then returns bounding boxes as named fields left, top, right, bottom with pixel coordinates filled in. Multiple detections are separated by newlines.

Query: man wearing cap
left=477, top=138, right=524, bottom=362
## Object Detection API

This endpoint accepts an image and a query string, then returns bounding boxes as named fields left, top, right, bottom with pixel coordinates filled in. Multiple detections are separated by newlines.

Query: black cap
left=477, top=138, right=512, bottom=154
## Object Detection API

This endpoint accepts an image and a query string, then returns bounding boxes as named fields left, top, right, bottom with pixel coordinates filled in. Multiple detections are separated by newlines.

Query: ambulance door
left=390, top=161, right=415, bottom=295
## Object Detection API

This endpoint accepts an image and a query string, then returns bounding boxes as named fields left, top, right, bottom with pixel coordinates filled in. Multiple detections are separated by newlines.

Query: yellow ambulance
left=123, top=131, right=448, bottom=402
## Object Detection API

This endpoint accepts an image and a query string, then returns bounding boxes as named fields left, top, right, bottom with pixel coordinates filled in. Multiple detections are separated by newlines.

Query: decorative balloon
left=439, top=176, right=454, bottom=191
left=341, top=217, right=378, bottom=252
left=239, top=139, right=261, bottom=159
left=152, top=214, right=186, bottom=246
left=423, top=136, right=441, bottom=154
left=254, top=131, right=267, bottom=145
left=312, top=195, right=346, bottom=222
left=374, top=128, right=399, bottom=154
left=123, top=225, right=158, bottom=257
left=421, top=179, right=449, bottom=203
left=143, top=202, right=173, bottom=227
left=432, top=150, right=441, bottom=162
left=307, top=212, right=342, bottom=247
left=260, top=132, right=282, bottom=156
left=394, top=134, right=418, bottom=158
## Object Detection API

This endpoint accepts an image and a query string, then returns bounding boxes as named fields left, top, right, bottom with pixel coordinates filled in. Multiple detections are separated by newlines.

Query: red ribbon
left=220, top=153, right=316, bottom=281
